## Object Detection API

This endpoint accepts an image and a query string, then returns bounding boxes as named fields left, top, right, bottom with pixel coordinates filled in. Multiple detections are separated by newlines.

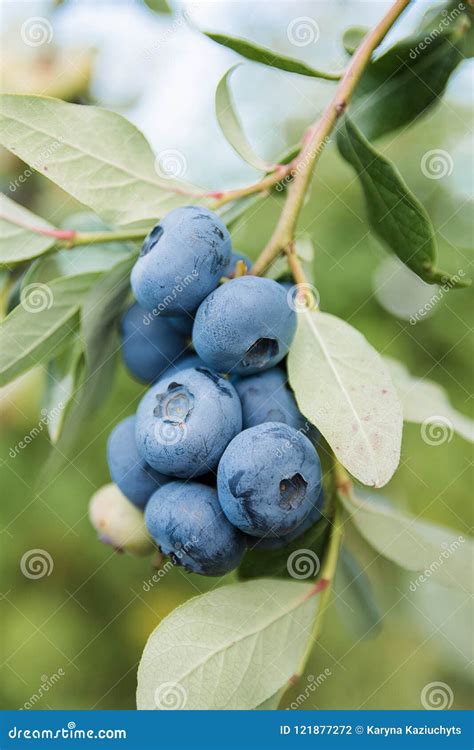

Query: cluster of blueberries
left=105, top=206, right=323, bottom=576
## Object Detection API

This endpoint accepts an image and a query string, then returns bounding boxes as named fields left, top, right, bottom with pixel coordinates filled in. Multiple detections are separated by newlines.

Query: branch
left=251, top=0, right=411, bottom=276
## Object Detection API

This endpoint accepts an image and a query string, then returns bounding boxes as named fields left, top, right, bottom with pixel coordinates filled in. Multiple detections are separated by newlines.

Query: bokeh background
left=0, top=0, right=472, bottom=710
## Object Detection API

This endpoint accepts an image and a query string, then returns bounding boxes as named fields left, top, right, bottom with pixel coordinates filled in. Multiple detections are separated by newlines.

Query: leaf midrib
left=167, top=588, right=317, bottom=693
left=303, top=309, right=380, bottom=483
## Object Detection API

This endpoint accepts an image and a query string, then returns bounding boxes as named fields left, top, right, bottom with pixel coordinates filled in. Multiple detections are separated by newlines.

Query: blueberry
left=193, top=276, right=296, bottom=375
left=251, top=486, right=324, bottom=549
left=136, top=366, right=242, bottom=478
left=121, top=302, right=187, bottom=383
left=217, top=422, right=322, bottom=537
left=89, top=483, right=154, bottom=556
left=107, top=416, right=171, bottom=509
left=224, top=251, right=252, bottom=278
left=234, top=368, right=306, bottom=430
left=131, top=206, right=232, bottom=314
left=145, top=481, right=246, bottom=576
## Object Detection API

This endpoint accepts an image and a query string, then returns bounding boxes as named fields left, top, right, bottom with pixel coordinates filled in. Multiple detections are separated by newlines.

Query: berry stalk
left=251, top=0, right=412, bottom=277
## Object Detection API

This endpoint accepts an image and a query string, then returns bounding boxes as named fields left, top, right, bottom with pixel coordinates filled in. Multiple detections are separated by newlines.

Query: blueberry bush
left=0, top=0, right=473, bottom=710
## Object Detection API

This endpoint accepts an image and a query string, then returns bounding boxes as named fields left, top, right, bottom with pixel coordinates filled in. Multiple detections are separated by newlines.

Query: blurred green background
left=1, top=0, right=472, bottom=710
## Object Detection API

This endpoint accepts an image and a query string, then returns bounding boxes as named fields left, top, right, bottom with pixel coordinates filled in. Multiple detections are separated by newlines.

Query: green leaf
left=215, top=64, right=271, bottom=171
left=354, top=9, right=471, bottom=140
left=337, top=117, right=467, bottom=287
left=255, top=688, right=285, bottom=710
left=339, top=488, right=473, bottom=593
left=43, top=338, right=84, bottom=443
left=288, top=309, right=403, bottom=488
left=46, top=256, right=134, bottom=464
left=137, top=579, right=320, bottom=710
left=0, top=194, right=55, bottom=266
left=385, top=357, right=474, bottom=443
left=205, top=33, right=342, bottom=80
left=0, top=95, right=200, bottom=227
left=333, top=545, right=382, bottom=640
left=0, top=273, right=98, bottom=386
left=342, top=26, right=368, bottom=55
left=144, top=0, right=171, bottom=13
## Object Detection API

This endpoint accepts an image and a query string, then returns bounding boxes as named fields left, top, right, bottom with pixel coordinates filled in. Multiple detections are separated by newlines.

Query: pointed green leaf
left=288, top=310, right=403, bottom=488
left=0, top=194, right=55, bottom=266
left=337, top=117, right=468, bottom=287
left=340, top=488, right=473, bottom=593
left=205, top=33, right=342, bottom=80
left=216, top=64, right=271, bottom=171
left=385, top=357, right=474, bottom=442
left=0, top=273, right=98, bottom=386
left=354, top=7, right=471, bottom=139
left=43, top=338, right=85, bottom=443
left=0, top=95, right=200, bottom=226
left=137, top=579, right=320, bottom=710
left=334, top=545, right=382, bottom=640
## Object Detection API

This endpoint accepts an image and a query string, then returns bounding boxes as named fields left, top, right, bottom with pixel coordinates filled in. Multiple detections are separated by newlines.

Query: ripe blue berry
left=145, top=481, right=246, bottom=576
left=131, top=206, right=231, bottom=314
left=217, top=422, right=322, bottom=537
left=136, top=366, right=242, bottom=478
left=193, top=276, right=296, bottom=375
